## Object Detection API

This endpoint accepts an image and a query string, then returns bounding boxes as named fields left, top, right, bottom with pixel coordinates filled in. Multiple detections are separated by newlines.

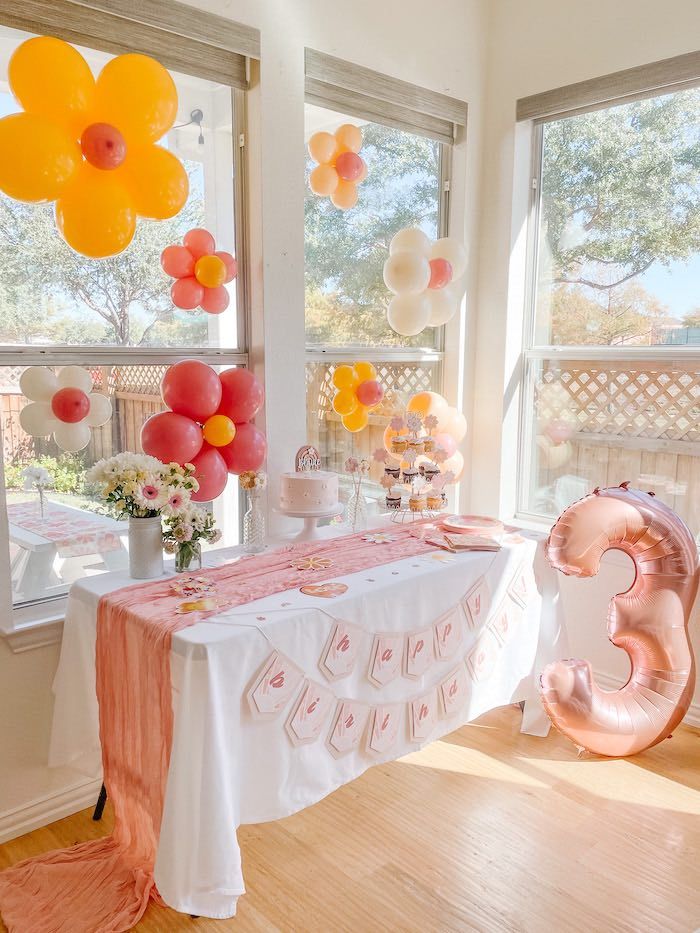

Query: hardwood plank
left=0, top=707, right=698, bottom=932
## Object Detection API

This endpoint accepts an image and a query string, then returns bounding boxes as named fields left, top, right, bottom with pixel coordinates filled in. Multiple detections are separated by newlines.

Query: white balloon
left=427, top=284, right=462, bottom=326
left=19, top=401, right=57, bottom=437
left=53, top=421, right=92, bottom=452
left=85, top=392, right=112, bottom=427
left=19, top=366, right=58, bottom=402
left=387, top=293, right=431, bottom=337
left=389, top=227, right=431, bottom=256
left=430, top=237, right=468, bottom=279
left=57, top=365, right=93, bottom=393
left=383, top=253, right=430, bottom=295
left=442, top=406, right=467, bottom=442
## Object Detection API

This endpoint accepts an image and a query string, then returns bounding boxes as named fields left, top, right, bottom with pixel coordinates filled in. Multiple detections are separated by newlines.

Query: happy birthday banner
left=246, top=561, right=536, bottom=756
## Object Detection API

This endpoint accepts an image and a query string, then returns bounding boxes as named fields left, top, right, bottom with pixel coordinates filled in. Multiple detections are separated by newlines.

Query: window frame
left=0, top=9, right=255, bottom=636
left=515, top=84, right=700, bottom=526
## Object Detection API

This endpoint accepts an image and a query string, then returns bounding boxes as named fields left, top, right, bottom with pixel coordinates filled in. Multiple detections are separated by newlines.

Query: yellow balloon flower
left=307, top=122, right=367, bottom=211
left=332, top=362, right=385, bottom=434
left=0, top=36, right=188, bottom=258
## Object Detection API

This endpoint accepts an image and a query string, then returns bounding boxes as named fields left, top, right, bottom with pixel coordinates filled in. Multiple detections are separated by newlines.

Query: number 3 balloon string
left=541, top=484, right=698, bottom=757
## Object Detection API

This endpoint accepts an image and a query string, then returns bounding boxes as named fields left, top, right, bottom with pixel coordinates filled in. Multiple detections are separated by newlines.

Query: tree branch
left=553, top=258, right=655, bottom=290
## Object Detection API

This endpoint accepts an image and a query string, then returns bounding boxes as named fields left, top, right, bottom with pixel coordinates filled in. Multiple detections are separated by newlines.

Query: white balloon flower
left=19, top=365, right=113, bottom=452
left=383, top=228, right=467, bottom=337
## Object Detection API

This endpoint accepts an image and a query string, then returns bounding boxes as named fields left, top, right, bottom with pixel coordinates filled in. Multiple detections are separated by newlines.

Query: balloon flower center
left=194, top=255, right=227, bottom=289
left=202, top=414, right=236, bottom=447
left=80, top=123, right=127, bottom=170
left=335, top=151, right=364, bottom=182
left=428, top=258, right=453, bottom=290
left=51, top=387, right=91, bottom=423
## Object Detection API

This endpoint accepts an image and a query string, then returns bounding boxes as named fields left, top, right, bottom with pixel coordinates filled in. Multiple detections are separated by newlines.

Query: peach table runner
left=0, top=521, right=437, bottom=933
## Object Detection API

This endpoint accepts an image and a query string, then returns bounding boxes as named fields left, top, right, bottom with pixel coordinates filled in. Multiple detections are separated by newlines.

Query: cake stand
left=275, top=504, right=342, bottom=541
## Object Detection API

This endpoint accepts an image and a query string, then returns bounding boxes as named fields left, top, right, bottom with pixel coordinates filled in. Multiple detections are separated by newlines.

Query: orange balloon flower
left=307, top=123, right=367, bottom=210
left=0, top=36, right=188, bottom=258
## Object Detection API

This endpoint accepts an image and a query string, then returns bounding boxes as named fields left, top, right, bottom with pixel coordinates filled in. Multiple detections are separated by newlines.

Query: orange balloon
left=331, top=365, right=358, bottom=390
left=194, top=254, right=227, bottom=288
left=353, top=361, right=376, bottom=382
left=0, top=113, right=79, bottom=202
left=120, top=144, right=188, bottom=219
left=342, top=405, right=368, bottom=433
left=95, top=53, right=177, bottom=145
left=202, top=414, right=236, bottom=447
left=309, top=163, right=339, bottom=196
left=9, top=37, right=94, bottom=137
left=335, top=123, right=362, bottom=153
left=333, top=388, right=358, bottom=416
left=407, top=391, right=449, bottom=423
left=308, top=131, right=337, bottom=164
left=56, top=165, right=136, bottom=258
left=331, top=180, right=358, bottom=210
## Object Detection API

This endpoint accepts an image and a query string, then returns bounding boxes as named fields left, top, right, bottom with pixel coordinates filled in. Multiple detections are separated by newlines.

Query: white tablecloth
left=50, top=530, right=567, bottom=919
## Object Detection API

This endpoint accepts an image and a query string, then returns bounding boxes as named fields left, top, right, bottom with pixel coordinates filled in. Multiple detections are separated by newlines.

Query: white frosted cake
left=279, top=470, right=338, bottom=513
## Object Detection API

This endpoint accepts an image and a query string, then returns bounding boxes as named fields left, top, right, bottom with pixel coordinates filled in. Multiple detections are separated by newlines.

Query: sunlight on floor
left=399, top=739, right=550, bottom=787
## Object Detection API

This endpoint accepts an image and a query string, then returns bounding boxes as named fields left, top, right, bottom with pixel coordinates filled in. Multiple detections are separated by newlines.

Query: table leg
left=92, top=783, right=107, bottom=821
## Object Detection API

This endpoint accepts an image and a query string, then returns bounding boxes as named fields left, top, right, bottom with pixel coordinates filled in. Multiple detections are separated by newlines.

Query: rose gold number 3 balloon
left=541, top=484, right=698, bottom=756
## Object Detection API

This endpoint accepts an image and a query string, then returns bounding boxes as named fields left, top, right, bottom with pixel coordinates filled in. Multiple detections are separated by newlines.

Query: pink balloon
left=161, top=360, right=222, bottom=423
left=428, top=258, right=453, bottom=290
left=214, top=250, right=237, bottom=283
left=171, top=277, right=204, bottom=310
left=355, top=379, right=384, bottom=408
left=541, top=485, right=699, bottom=757
left=219, top=422, right=267, bottom=473
left=51, top=387, right=90, bottom=424
left=141, top=411, right=203, bottom=464
left=200, top=286, right=230, bottom=315
left=80, top=122, right=127, bottom=170
left=161, top=245, right=195, bottom=279
left=544, top=418, right=573, bottom=445
left=183, top=228, right=215, bottom=260
left=218, top=369, right=264, bottom=423
left=190, top=444, right=228, bottom=501
left=434, top=431, right=457, bottom=458
left=335, top=151, right=364, bottom=182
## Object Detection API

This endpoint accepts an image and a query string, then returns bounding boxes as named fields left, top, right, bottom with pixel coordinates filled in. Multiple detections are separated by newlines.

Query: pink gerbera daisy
left=168, top=493, right=184, bottom=510
left=141, top=485, right=160, bottom=500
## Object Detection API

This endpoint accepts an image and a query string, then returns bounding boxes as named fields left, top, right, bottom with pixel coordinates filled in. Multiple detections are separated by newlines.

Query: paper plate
left=441, top=514, right=504, bottom=536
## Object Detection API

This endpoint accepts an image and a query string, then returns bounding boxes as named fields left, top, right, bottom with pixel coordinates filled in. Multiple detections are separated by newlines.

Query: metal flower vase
left=128, top=516, right=164, bottom=579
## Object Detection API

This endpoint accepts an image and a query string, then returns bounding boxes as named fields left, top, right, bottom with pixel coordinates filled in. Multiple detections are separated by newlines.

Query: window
left=0, top=19, right=249, bottom=619
left=519, top=84, right=700, bottom=539
left=304, top=96, right=463, bottom=506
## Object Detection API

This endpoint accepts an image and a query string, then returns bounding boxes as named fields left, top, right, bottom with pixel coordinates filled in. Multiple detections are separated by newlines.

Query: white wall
left=472, top=0, right=700, bottom=713
left=0, top=0, right=489, bottom=835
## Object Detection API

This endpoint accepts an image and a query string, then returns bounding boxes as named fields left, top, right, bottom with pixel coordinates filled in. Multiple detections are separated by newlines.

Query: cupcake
left=408, top=439, right=425, bottom=456
left=384, top=463, right=400, bottom=480
left=391, top=437, right=407, bottom=455
left=423, top=463, right=440, bottom=482
left=402, top=465, right=418, bottom=484
left=409, top=493, right=426, bottom=512
left=386, top=488, right=402, bottom=510
left=427, top=493, right=442, bottom=510
left=423, top=436, right=435, bottom=454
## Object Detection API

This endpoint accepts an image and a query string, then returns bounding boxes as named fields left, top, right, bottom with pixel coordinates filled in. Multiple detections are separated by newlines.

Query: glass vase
left=175, top=541, right=202, bottom=573
left=128, top=516, right=164, bottom=579
left=346, top=488, right=368, bottom=532
left=243, top=488, right=266, bottom=553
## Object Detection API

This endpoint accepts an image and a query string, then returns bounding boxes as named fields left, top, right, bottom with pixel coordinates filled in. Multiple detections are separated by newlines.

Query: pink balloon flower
left=161, top=227, right=237, bottom=315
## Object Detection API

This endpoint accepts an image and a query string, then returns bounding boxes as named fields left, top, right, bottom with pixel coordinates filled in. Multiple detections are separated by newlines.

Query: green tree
left=682, top=309, right=700, bottom=328
left=548, top=282, right=667, bottom=345
left=0, top=165, right=206, bottom=346
left=540, top=87, right=700, bottom=292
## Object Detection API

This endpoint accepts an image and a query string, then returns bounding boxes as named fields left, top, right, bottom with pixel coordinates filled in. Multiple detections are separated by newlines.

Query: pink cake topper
left=295, top=445, right=321, bottom=471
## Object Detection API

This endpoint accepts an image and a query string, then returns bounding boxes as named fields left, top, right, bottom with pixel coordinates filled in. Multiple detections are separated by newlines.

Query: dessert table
left=49, top=524, right=567, bottom=920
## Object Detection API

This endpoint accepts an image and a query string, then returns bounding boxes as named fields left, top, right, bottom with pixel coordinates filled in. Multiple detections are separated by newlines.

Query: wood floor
left=1, top=705, right=699, bottom=933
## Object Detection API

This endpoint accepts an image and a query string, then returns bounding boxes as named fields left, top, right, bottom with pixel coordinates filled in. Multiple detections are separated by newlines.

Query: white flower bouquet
left=22, top=465, right=53, bottom=517
left=163, top=504, right=222, bottom=571
left=85, top=452, right=199, bottom=519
